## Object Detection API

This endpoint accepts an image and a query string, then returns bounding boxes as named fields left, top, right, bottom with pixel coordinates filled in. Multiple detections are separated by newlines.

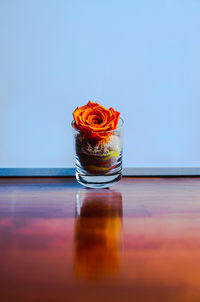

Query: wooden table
left=1, top=177, right=200, bottom=302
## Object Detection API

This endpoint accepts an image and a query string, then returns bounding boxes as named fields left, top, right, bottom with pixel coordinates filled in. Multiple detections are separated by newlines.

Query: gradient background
left=0, top=0, right=200, bottom=168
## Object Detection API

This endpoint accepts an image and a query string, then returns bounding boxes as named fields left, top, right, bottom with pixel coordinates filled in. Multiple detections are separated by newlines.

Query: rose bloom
left=72, top=101, right=120, bottom=141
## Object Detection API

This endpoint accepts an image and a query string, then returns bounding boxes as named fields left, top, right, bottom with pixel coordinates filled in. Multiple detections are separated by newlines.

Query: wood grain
left=1, top=177, right=200, bottom=302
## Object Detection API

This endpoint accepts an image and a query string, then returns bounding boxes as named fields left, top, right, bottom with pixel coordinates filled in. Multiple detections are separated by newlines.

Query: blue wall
left=0, top=0, right=200, bottom=168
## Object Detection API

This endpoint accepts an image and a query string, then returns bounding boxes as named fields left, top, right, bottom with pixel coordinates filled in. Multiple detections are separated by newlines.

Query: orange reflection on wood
left=74, top=190, right=123, bottom=280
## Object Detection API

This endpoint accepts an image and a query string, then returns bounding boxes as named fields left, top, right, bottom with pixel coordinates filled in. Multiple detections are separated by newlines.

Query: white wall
left=0, top=0, right=200, bottom=168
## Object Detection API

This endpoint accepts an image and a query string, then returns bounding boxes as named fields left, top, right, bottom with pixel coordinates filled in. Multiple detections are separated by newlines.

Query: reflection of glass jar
left=72, top=118, right=124, bottom=188
left=74, top=190, right=123, bottom=280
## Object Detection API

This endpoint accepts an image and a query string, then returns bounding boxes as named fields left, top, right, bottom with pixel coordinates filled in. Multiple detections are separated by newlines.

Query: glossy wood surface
left=1, top=177, right=200, bottom=302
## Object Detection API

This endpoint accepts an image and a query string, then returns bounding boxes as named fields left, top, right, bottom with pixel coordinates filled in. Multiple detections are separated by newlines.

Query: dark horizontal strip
left=1, top=167, right=200, bottom=177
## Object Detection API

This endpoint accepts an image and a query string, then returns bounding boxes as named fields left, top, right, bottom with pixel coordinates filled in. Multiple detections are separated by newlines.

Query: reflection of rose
left=73, top=101, right=120, bottom=141
left=74, top=190, right=123, bottom=280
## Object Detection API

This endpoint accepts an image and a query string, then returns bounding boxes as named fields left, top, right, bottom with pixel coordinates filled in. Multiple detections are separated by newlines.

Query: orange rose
left=72, top=101, right=120, bottom=141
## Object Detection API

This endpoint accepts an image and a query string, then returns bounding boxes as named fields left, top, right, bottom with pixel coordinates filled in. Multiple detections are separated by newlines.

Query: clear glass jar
left=72, top=118, right=123, bottom=188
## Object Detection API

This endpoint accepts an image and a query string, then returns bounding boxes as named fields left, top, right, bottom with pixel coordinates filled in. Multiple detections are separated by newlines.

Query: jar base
left=76, top=171, right=122, bottom=189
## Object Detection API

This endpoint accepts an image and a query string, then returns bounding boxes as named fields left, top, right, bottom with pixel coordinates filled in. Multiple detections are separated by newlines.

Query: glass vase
left=72, top=118, right=123, bottom=188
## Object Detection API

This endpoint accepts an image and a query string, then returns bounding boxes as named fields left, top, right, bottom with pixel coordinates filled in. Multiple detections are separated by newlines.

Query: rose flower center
left=88, top=113, right=103, bottom=125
